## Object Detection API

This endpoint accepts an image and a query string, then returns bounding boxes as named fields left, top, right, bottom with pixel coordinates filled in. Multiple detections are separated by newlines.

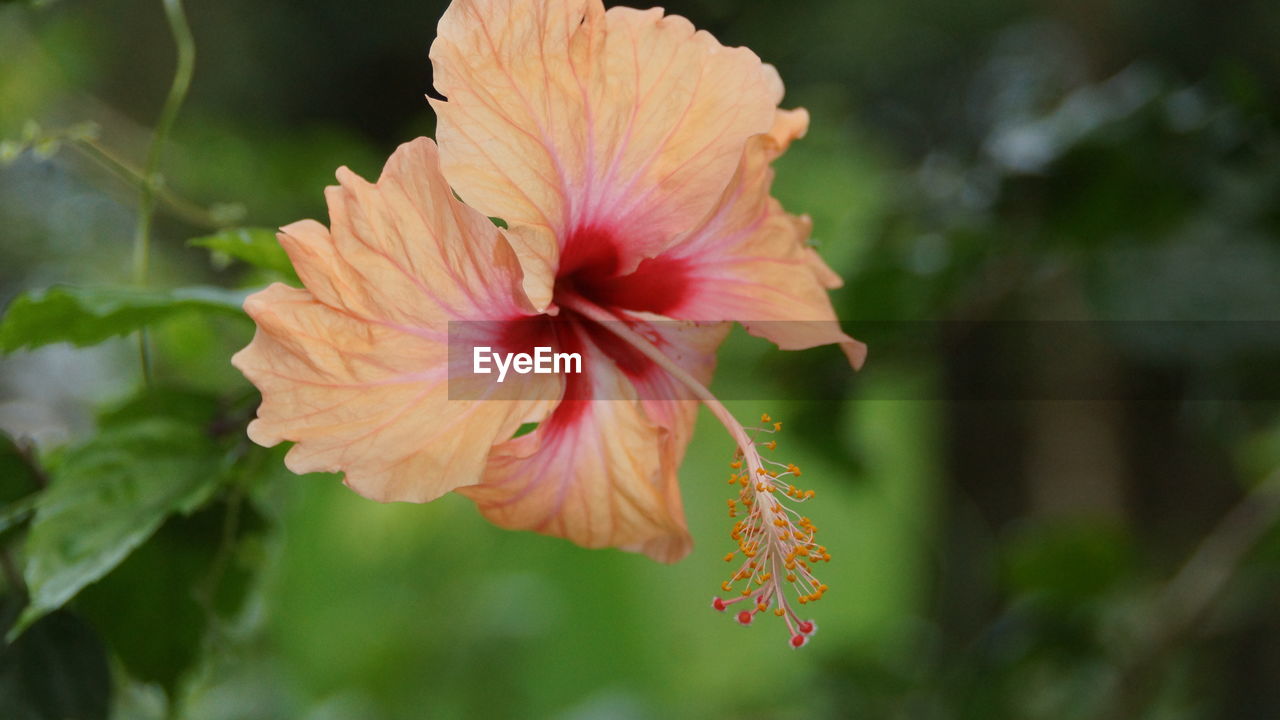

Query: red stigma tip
left=790, top=634, right=807, bottom=648
left=798, top=620, right=815, bottom=635
left=712, top=597, right=727, bottom=612
left=736, top=610, right=753, bottom=625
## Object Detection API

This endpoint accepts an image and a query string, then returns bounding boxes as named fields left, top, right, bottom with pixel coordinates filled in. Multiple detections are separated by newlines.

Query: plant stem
left=72, top=139, right=224, bottom=229
left=1095, top=466, right=1280, bottom=719
left=133, top=0, right=196, bottom=385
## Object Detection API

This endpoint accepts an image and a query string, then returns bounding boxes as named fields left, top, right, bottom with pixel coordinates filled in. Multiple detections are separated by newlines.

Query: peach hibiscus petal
left=430, top=0, right=784, bottom=269
left=279, top=138, right=553, bottom=321
left=233, top=138, right=560, bottom=503
left=460, top=318, right=728, bottom=562
left=760, top=108, right=848, bottom=291
left=656, top=133, right=867, bottom=368
left=502, top=224, right=560, bottom=313
left=768, top=107, right=810, bottom=152
left=619, top=316, right=731, bottom=561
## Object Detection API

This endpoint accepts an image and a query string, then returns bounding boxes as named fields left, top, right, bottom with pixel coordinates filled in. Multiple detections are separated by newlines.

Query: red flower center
left=486, top=224, right=696, bottom=431
left=555, top=224, right=690, bottom=316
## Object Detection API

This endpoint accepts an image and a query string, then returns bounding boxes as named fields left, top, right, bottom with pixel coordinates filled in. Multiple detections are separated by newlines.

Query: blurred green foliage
left=1, top=0, right=1279, bottom=719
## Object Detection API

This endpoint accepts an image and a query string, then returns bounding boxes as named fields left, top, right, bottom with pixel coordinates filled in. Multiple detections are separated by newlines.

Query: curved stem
left=133, top=0, right=196, bottom=385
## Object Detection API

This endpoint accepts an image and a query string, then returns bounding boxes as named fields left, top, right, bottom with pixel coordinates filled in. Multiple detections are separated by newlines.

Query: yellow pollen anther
left=711, top=416, right=829, bottom=645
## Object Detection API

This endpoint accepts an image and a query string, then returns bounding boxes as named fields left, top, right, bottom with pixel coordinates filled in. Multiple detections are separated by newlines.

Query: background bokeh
left=2, top=0, right=1279, bottom=718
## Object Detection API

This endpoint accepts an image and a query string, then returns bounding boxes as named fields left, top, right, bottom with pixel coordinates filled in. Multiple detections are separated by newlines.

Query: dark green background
left=1, top=0, right=1279, bottom=718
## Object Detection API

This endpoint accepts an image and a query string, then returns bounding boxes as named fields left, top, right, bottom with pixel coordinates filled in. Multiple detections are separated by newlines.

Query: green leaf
left=12, top=419, right=223, bottom=637
left=0, top=434, right=43, bottom=543
left=0, top=495, right=38, bottom=539
left=97, top=386, right=223, bottom=431
left=76, top=499, right=265, bottom=695
left=0, top=433, right=41, bottom=504
left=0, top=285, right=249, bottom=352
left=0, top=604, right=111, bottom=720
left=188, top=227, right=298, bottom=282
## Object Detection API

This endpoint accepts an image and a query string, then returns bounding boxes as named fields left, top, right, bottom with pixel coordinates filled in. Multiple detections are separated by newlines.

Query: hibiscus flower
left=233, top=0, right=863, bottom=646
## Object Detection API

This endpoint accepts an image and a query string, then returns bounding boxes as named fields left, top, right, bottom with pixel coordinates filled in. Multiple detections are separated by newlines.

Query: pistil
left=555, top=290, right=826, bottom=647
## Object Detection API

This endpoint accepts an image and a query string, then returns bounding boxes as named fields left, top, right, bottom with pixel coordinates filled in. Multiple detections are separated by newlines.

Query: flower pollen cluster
left=711, top=415, right=827, bottom=648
